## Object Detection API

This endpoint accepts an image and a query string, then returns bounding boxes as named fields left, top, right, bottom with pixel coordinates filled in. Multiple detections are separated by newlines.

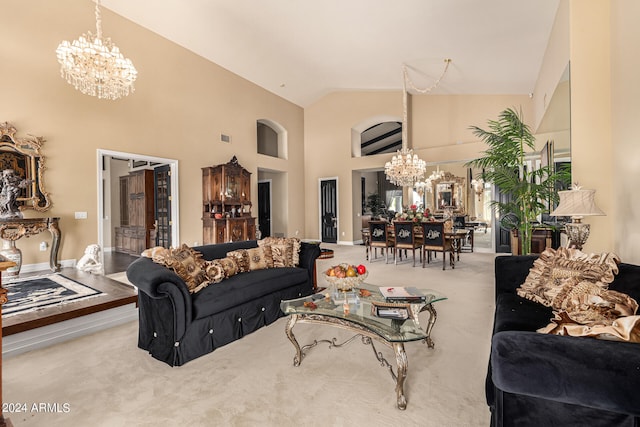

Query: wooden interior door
left=320, top=179, right=337, bottom=243
left=154, top=165, right=172, bottom=248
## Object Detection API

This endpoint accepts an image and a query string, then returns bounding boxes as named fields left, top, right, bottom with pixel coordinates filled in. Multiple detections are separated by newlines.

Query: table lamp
left=550, top=186, right=604, bottom=250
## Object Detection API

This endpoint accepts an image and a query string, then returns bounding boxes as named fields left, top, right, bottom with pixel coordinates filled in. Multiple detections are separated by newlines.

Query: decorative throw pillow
left=226, top=249, right=251, bottom=273
left=267, top=243, right=294, bottom=268
left=154, top=244, right=209, bottom=294
left=203, top=260, right=226, bottom=285
left=217, top=256, right=240, bottom=278
left=517, top=247, right=620, bottom=308
left=538, top=280, right=640, bottom=342
left=141, top=246, right=170, bottom=259
left=258, top=237, right=301, bottom=266
left=228, top=246, right=274, bottom=271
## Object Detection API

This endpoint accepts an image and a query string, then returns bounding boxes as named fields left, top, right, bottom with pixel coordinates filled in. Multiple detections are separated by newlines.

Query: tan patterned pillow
left=228, top=247, right=274, bottom=271
left=141, top=246, right=170, bottom=259
left=217, top=256, right=240, bottom=278
left=258, top=237, right=301, bottom=266
left=226, top=249, right=251, bottom=273
left=203, top=260, right=226, bottom=284
left=538, top=280, right=640, bottom=342
left=153, top=244, right=209, bottom=294
left=517, top=247, right=621, bottom=308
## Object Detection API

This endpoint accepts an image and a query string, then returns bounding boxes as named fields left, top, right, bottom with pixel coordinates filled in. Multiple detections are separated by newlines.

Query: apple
left=356, top=264, right=366, bottom=275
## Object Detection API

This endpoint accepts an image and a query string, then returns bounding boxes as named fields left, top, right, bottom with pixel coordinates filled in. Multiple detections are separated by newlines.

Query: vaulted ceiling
left=101, top=0, right=560, bottom=108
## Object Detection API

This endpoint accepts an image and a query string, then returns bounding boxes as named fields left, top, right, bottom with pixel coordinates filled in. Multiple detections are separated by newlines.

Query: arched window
left=360, top=121, right=402, bottom=156
left=257, top=119, right=287, bottom=159
left=351, top=116, right=402, bottom=158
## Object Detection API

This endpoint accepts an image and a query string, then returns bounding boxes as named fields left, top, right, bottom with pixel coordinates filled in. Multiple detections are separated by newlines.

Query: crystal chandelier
left=385, top=60, right=451, bottom=187
left=414, top=166, right=446, bottom=194
left=56, top=0, right=137, bottom=100
left=385, top=147, right=426, bottom=187
left=471, top=178, right=485, bottom=200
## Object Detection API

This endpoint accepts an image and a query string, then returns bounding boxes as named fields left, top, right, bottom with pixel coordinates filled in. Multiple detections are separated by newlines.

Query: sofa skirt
left=138, top=282, right=310, bottom=366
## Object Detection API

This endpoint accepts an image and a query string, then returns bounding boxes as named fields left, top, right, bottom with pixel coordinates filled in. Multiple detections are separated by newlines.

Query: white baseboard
left=3, top=304, right=138, bottom=358
left=336, top=240, right=355, bottom=246
left=20, top=259, right=76, bottom=274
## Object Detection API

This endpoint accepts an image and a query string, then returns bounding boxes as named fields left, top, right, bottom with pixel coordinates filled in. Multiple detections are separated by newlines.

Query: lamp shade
left=550, top=189, right=605, bottom=217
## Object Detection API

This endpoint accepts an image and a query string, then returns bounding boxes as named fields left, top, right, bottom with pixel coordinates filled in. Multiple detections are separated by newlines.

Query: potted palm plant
left=466, top=108, right=570, bottom=255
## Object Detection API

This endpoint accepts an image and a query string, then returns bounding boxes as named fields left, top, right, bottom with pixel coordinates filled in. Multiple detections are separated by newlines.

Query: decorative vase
left=0, top=239, right=22, bottom=279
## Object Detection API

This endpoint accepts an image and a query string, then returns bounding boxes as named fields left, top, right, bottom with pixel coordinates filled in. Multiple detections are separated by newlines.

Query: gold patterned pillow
left=226, top=250, right=251, bottom=273
left=517, top=247, right=620, bottom=308
left=153, top=244, right=209, bottom=294
left=228, top=247, right=274, bottom=271
left=203, top=260, right=226, bottom=284
left=258, top=237, right=301, bottom=266
left=217, top=256, right=240, bottom=278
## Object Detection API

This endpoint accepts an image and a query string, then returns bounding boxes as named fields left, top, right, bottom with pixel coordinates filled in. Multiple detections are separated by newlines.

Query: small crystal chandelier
left=385, top=60, right=451, bottom=187
left=414, top=166, right=446, bottom=194
left=56, top=0, right=137, bottom=100
left=471, top=178, right=485, bottom=200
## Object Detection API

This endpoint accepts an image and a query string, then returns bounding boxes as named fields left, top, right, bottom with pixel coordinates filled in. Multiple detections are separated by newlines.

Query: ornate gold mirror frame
left=432, top=172, right=466, bottom=213
left=0, top=122, right=52, bottom=213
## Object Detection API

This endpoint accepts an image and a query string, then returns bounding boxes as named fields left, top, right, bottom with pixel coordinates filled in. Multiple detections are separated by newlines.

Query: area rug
left=2, top=274, right=104, bottom=317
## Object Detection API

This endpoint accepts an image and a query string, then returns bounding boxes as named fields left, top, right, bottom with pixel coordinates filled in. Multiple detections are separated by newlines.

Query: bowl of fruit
left=324, top=263, right=368, bottom=291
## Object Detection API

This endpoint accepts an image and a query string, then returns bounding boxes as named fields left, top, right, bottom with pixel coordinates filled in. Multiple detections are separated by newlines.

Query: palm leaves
left=466, top=108, right=570, bottom=254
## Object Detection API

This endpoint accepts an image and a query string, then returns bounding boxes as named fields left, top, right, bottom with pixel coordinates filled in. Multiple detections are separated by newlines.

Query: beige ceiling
left=102, top=0, right=561, bottom=107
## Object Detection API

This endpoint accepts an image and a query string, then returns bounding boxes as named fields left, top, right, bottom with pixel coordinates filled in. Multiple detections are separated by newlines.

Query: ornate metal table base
left=285, top=313, right=415, bottom=410
left=0, top=217, right=61, bottom=274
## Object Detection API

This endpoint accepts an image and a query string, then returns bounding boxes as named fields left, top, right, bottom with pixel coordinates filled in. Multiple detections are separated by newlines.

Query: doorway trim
left=97, top=149, right=180, bottom=261
left=318, top=176, right=339, bottom=243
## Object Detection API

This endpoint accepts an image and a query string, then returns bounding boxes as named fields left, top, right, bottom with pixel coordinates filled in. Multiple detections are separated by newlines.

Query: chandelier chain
left=386, top=59, right=451, bottom=187
left=95, top=0, right=103, bottom=39
left=403, top=59, right=451, bottom=95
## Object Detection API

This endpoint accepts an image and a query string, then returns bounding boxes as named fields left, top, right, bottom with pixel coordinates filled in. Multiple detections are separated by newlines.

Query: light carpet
left=3, top=244, right=497, bottom=427
left=2, top=273, right=104, bottom=317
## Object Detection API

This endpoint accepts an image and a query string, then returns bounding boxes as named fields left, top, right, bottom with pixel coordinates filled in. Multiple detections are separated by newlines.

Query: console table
left=0, top=217, right=61, bottom=274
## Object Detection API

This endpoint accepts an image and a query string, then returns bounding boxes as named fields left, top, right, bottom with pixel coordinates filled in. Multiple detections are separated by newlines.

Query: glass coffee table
left=280, top=283, right=446, bottom=410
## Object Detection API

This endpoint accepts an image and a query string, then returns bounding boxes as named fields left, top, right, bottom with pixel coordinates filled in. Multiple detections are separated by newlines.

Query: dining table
left=361, top=222, right=470, bottom=263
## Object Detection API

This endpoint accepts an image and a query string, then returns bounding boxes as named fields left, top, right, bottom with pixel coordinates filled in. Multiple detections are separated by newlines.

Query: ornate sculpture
left=76, top=244, right=104, bottom=275
left=0, top=169, right=32, bottom=219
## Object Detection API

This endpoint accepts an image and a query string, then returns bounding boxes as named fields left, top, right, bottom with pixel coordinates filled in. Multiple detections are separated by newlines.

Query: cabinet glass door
left=154, top=165, right=171, bottom=248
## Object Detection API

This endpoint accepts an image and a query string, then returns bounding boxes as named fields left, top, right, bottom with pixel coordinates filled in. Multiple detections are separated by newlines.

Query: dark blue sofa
left=487, top=255, right=640, bottom=426
left=127, top=240, right=320, bottom=366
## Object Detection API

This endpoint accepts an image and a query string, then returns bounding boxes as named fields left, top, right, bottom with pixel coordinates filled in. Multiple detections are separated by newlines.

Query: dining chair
left=452, top=215, right=474, bottom=253
left=393, top=221, right=422, bottom=267
left=421, top=221, right=454, bottom=270
left=368, top=221, right=393, bottom=263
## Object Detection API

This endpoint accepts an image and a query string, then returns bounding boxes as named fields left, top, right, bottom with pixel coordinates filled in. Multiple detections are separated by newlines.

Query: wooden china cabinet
left=202, top=156, right=256, bottom=244
left=115, top=169, right=156, bottom=254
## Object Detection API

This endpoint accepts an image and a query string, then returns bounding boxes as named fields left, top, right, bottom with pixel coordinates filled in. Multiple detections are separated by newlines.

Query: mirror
left=537, top=63, right=571, bottom=162
left=0, top=122, right=52, bottom=214
left=432, top=172, right=466, bottom=213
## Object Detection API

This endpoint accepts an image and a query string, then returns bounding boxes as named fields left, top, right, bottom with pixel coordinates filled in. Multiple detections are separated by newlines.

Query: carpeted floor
left=3, top=244, right=497, bottom=427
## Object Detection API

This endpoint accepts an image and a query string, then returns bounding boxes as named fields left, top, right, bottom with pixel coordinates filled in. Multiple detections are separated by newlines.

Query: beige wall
left=5, top=1, right=635, bottom=264
left=1, top=0, right=305, bottom=266
left=611, top=0, right=640, bottom=263
left=304, top=91, right=532, bottom=243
